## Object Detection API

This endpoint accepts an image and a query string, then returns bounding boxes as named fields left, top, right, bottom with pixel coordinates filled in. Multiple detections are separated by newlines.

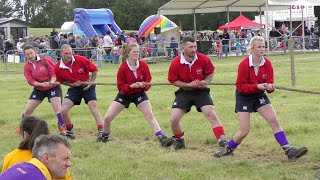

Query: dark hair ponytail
left=18, top=116, right=49, bottom=150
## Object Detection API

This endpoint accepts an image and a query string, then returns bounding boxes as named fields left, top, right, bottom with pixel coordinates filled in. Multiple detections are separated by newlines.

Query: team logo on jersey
left=262, top=74, right=268, bottom=79
left=39, top=66, right=46, bottom=71
left=51, top=90, right=56, bottom=96
left=78, top=68, right=84, bottom=73
left=196, top=69, right=203, bottom=74
left=259, top=97, right=266, bottom=105
left=242, top=106, right=247, bottom=110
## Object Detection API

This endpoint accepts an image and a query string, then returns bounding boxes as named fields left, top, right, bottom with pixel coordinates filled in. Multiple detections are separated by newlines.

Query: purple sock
left=56, top=113, right=65, bottom=126
left=228, top=139, right=239, bottom=150
left=274, top=131, right=289, bottom=146
left=102, top=132, right=110, bottom=137
left=155, top=130, right=164, bottom=137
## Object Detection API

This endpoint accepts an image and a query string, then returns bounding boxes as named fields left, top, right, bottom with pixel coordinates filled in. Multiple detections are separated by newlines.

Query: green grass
left=1, top=53, right=320, bottom=179
left=30, top=28, right=61, bottom=36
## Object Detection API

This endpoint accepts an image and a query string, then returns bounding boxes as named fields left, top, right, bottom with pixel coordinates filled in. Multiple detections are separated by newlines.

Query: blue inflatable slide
left=73, top=8, right=121, bottom=38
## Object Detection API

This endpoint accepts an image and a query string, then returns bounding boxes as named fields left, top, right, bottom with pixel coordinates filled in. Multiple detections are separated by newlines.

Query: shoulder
left=263, top=56, right=272, bottom=64
left=139, top=60, right=148, bottom=66
left=3, top=149, right=32, bottom=164
left=196, top=52, right=210, bottom=61
left=73, top=55, right=87, bottom=61
left=239, top=57, right=250, bottom=66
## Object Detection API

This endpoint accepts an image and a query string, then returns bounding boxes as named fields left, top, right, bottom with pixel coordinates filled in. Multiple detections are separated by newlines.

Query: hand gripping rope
left=68, top=82, right=320, bottom=95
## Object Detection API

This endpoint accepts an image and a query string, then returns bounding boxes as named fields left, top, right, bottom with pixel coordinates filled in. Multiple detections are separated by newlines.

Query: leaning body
left=24, top=54, right=61, bottom=101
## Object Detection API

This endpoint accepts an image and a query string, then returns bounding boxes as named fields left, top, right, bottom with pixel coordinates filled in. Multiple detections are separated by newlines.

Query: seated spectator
left=1, top=116, right=71, bottom=180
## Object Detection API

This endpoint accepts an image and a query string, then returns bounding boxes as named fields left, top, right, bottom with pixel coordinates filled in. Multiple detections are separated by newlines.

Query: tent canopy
left=269, top=0, right=320, bottom=6
left=219, top=14, right=263, bottom=30
left=158, top=0, right=288, bottom=15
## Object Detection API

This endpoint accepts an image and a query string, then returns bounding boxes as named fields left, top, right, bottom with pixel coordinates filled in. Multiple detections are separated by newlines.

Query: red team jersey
left=168, top=52, right=214, bottom=88
left=236, top=56, right=274, bottom=94
left=24, top=55, right=57, bottom=91
left=117, top=60, right=152, bottom=95
left=54, top=55, right=98, bottom=83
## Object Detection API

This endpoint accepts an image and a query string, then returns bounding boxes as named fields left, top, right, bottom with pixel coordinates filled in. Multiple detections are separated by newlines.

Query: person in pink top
left=126, top=33, right=137, bottom=45
left=22, top=45, right=66, bottom=134
left=96, top=43, right=174, bottom=147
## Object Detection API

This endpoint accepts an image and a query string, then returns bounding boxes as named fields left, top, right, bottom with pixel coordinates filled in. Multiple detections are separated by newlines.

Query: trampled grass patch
left=0, top=53, right=319, bottom=179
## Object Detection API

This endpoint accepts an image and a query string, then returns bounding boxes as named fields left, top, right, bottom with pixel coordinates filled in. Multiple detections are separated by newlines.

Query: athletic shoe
left=96, top=134, right=109, bottom=143
left=59, top=125, right=67, bottom=136
left=218, top=135, right=227, bottom=147
left=173, top=138, right=185, bottom=150
left=285, top=146, right=308, bottom=160
left=65, top=130, right=75, bottom=140
left=213, top=145, right=233, bottom=158
left=57, top=121, right=68, bottom=135
left=158, top=135, right=174, bottom=147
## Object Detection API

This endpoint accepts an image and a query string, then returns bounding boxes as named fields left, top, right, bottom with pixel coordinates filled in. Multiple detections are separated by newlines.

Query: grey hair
left=32, top=135, right=71, bottom=159
left=247, top=36, right=265, bottom=54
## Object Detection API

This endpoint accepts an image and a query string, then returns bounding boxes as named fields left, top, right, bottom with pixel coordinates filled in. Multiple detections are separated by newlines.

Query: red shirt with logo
left=54, top=55, right=98, bottom=83
left=236, top=56, right=274, bottom=94
left=168, top=52, right=214, bottom=88
left=117, top=60, right=151, bottom=95
left=24, top=55, right=56, bottom=91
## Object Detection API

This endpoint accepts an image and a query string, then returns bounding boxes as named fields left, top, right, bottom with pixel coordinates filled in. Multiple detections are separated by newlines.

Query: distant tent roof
left=0, top=18, right=29, bottom=26
left=218, top=15, right=263, bottom=30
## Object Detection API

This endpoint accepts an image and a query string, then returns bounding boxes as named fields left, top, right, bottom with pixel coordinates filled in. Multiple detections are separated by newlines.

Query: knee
left=88, top=102, right=98, bottom=110
left=61, top=108, right=69, bottom=116
left=170, top=116, right=181, bottom=127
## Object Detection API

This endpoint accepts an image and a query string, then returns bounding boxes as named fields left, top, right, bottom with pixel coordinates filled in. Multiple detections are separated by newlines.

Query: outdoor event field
left=0, top=53, right=319, bottom=179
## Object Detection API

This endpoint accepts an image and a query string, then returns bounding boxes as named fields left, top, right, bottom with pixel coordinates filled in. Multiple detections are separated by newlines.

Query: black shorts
left=235, top=90, right=271, bottom=113
left=114, top=91, right=149, bottom=108
left=29, top=86, right=61, bottom=102
left=65, top=86, right=97, bottom=105
left=172, top=88, right=214, bottom=113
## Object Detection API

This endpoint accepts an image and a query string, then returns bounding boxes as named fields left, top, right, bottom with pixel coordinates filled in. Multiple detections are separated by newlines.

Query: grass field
left=0, top=53, right=320, bottom=179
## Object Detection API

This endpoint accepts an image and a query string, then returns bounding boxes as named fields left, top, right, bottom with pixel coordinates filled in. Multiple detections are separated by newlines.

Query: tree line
left=0, top=0, right=319, bottom=31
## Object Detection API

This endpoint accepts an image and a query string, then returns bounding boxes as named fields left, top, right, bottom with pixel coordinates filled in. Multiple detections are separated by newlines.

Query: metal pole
left=302, top=6, right=305, bottom=53
left=227, top=7, right=230, bottom=55
left=288, top=38, right=296, bottom=86
left=259, top=7, right=263, bottom=37
left=193, top=10, right=197, bottom=36
left=290, top=6, right=292, bottom=36
left=266, top=0, right=270, bottom=54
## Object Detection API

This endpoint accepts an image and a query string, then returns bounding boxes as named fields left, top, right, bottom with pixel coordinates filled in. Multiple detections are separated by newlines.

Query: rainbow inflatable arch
left=138, top=15, right=178, bottom=38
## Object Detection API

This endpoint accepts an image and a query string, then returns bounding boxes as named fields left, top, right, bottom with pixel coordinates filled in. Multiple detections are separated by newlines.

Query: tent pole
left=259, top=7, right=263, bottom=36
left=227, top=7, right=230, bottom=32
left=290, top=6, right=292, bottom=36
left=266, top=0, right=270, bottom=54
left=302, top=6, right=305, bottom=53
left=194, top=10, right=197, bottom=36
left=227, top=7, right=231, bottom=54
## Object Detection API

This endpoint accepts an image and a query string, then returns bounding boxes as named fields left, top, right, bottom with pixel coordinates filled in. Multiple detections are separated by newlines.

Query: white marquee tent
left=158, top=0, right=320, bottom=52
